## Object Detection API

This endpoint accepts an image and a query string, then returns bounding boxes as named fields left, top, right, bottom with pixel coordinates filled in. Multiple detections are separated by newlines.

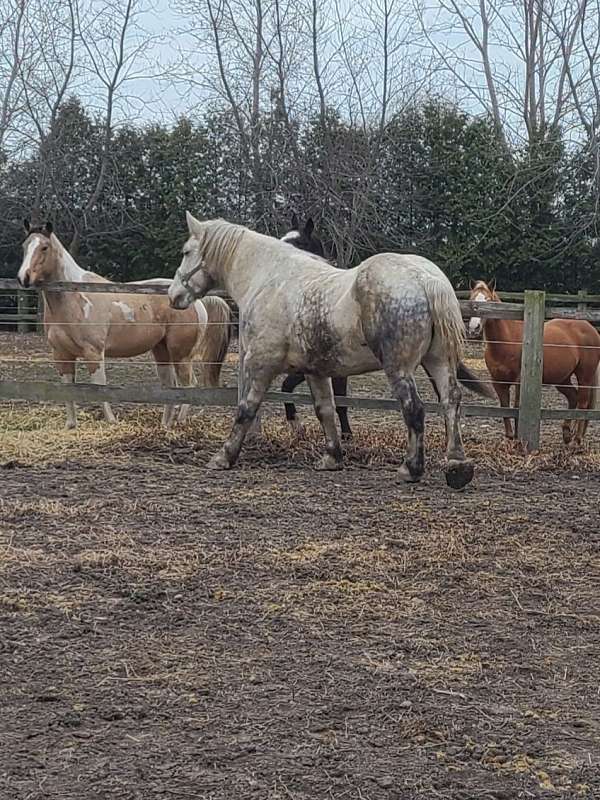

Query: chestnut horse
left=17, top=221, right=231, bottom=429
left=469, top=280, right=600, bottom=445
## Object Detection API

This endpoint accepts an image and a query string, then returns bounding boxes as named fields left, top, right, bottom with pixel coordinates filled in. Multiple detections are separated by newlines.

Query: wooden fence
left=1, top=278, right=600, bottom=453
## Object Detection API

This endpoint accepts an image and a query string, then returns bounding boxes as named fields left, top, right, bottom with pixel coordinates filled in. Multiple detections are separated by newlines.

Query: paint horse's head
left=280, top=213, right=325, bottom=258
left=169, top=211, right=216, bottom=310
left=468, top=279, right=498, bottom=337
left=18, top=220, right=56, bottom=288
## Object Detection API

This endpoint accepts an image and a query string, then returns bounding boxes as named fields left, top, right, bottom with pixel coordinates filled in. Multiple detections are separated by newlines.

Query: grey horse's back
left=354, top=253, right=464, bottom=369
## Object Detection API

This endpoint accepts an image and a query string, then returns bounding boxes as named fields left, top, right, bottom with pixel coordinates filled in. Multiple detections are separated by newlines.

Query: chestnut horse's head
left=468, top=279, right=498, bottom=337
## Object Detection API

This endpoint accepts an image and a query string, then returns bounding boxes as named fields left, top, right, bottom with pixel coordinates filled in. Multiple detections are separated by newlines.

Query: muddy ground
left=0, top=333, right=599, bottom=799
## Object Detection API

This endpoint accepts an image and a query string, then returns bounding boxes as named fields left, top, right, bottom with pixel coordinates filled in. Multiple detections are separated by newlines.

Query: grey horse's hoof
left=398, top=462, right=422, bottom=483
left=314, top=454, right=343, bottom=471
left=445, top=459, right=474, bottom=490
left=207, top=452, right=232, bottom=470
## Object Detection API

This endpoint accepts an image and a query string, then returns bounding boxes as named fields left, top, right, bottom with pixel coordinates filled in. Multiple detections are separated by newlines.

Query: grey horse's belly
left=288, top=320, right=380, bottom=377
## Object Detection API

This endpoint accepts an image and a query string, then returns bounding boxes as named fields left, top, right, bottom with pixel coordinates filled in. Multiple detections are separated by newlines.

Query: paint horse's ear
left=304, top=217, right=315, bottom=237
left=469, top=278, right=476, bottom=289
left=23, top=218, right=31, bottom=233
left=489, top=277, right=496, bottom=292
left=291, top=211, right=299, bottom=231
left=43, top=221, right=53, bottom=236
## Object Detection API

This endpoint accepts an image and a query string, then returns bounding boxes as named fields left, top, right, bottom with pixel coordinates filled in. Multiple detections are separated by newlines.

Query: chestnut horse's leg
left=572, top=370, right=593, bottom=446
left=332, top=376, right=352, bottom=439
left=493, top=381, right=515, bottom=439
left=555, top=382, right=577, bottom=444
left=281, top=372, right=306, bottom=431
left=306, top=376, right=343, bottom=470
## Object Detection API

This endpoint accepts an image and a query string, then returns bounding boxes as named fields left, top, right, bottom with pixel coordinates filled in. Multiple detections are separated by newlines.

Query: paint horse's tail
left=424, top=277, right=494, bottom=400
left=196, top=295, right=232, bottom=387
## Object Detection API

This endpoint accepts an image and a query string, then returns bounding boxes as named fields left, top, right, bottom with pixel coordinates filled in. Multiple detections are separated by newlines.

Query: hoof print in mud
left=445, top=460, right=474, bottom=490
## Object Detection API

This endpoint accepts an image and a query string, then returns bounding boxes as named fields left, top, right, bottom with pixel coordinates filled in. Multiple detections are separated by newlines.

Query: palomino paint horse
left=169, top=212, right=479, bottom=489
left=279, top=214, right=352, bottom=438
left=17, top=221, right=231, bottom=428
left=469, top=280, right=600, bottom=445
left=280, top=215, right=494, bottom=439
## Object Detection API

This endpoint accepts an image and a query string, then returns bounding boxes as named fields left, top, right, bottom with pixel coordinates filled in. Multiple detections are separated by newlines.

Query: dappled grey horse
left=169, top=212, right=477, bottom=488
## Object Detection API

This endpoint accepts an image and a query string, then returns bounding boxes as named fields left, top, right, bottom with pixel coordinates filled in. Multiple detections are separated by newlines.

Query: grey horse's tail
left=424, top=277, right=495, bottom=400
left=196, top=296, right=232, bottom=387
left=424, top=276, right=465, bottom=367
left=456, top=361, right=495, bottom=399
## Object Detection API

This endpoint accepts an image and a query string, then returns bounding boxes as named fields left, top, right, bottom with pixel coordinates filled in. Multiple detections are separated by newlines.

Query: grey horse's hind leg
left=385, top=370, right=425, bottom=483
left=208, top=362, right=275, bottom=470
left=306, top=376, right=343, bottom=470
left=421, top=352, right=474, bottom=490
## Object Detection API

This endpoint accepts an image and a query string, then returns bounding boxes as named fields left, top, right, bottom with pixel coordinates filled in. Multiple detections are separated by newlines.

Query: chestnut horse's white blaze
left=468, top=291, right=488, bottom=335
left=17, top=221, right=231, bottom=429
left=169, top=213, right=476, bottom=489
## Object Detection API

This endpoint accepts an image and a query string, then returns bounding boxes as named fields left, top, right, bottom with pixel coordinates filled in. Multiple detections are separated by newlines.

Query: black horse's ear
left=304, top=217, right=314, bottom=237
left=43, top=221, right=53, bottom=236
left=23, top=218, right=31, bottom=233
left=291, top=212, right=299, bottom=231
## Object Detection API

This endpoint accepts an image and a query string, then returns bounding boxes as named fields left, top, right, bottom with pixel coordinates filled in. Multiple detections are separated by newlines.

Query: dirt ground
left=1, top=333, right=600, bottom=800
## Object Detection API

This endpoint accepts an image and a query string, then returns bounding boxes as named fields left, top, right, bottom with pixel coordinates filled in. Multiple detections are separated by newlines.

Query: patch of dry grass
left=1, top=401, right=600, bottom=478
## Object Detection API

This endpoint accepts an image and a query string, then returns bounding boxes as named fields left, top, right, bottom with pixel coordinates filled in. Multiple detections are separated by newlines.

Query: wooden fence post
left=517, top=290, right=545, bottom=451
left=36, top=291, right=44, bottom=334
left=237, top=311, right=262, bottom=436
left=577, top=288, right=588, bottom=314
left=17, top=289, right=29, bottom=333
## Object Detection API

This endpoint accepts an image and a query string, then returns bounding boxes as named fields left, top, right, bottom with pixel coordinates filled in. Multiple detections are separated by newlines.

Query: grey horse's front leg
left=208, top=361, right=275, bottom=470
left=306, top=376, right=343, bottom=470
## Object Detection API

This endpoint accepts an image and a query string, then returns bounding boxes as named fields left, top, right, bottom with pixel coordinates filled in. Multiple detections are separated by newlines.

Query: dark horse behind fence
left=279, top=215, right=493, bottom=439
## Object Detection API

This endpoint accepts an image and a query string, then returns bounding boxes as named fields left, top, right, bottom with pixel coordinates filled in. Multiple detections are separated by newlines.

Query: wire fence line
left=0, top=281, right=600, bottom=450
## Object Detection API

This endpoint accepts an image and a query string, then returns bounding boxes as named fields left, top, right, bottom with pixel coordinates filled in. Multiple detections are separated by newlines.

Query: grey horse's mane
left=199, top=219, right=246, bottom=269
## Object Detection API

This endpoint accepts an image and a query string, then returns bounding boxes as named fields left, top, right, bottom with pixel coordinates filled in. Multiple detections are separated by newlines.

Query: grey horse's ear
left=23, top=218, right=31, bottom=233
left=43, top=221, right=53, bottom=236
left=304, top=218, right=314, bottom=237
left=185, top=210, right=202, bottom=235
left=291, top=212, right=299, bottom=231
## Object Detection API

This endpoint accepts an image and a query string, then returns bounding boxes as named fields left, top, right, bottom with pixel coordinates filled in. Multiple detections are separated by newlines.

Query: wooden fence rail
left=1, top=281, right=599, bottom=452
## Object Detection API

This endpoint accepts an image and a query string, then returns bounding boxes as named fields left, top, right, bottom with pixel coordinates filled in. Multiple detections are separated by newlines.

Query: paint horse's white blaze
left=468, top=291, right=488, bottom=335
left=17, top=223, right=232, bottom=429
left=169, top=213, right=476, bottom=489
left=18, top=238, right=41, bottom=285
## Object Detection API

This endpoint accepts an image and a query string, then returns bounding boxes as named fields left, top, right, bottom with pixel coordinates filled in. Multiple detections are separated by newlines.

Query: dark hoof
left=207, top=451, right=232, bottom=470
left=399, top=462, right=422, bottom=483
left=315, top=454, right=343, bottom=471
left=341, top=432, right=353, bottom=442
left=445, top=460, right=474, bottom=490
